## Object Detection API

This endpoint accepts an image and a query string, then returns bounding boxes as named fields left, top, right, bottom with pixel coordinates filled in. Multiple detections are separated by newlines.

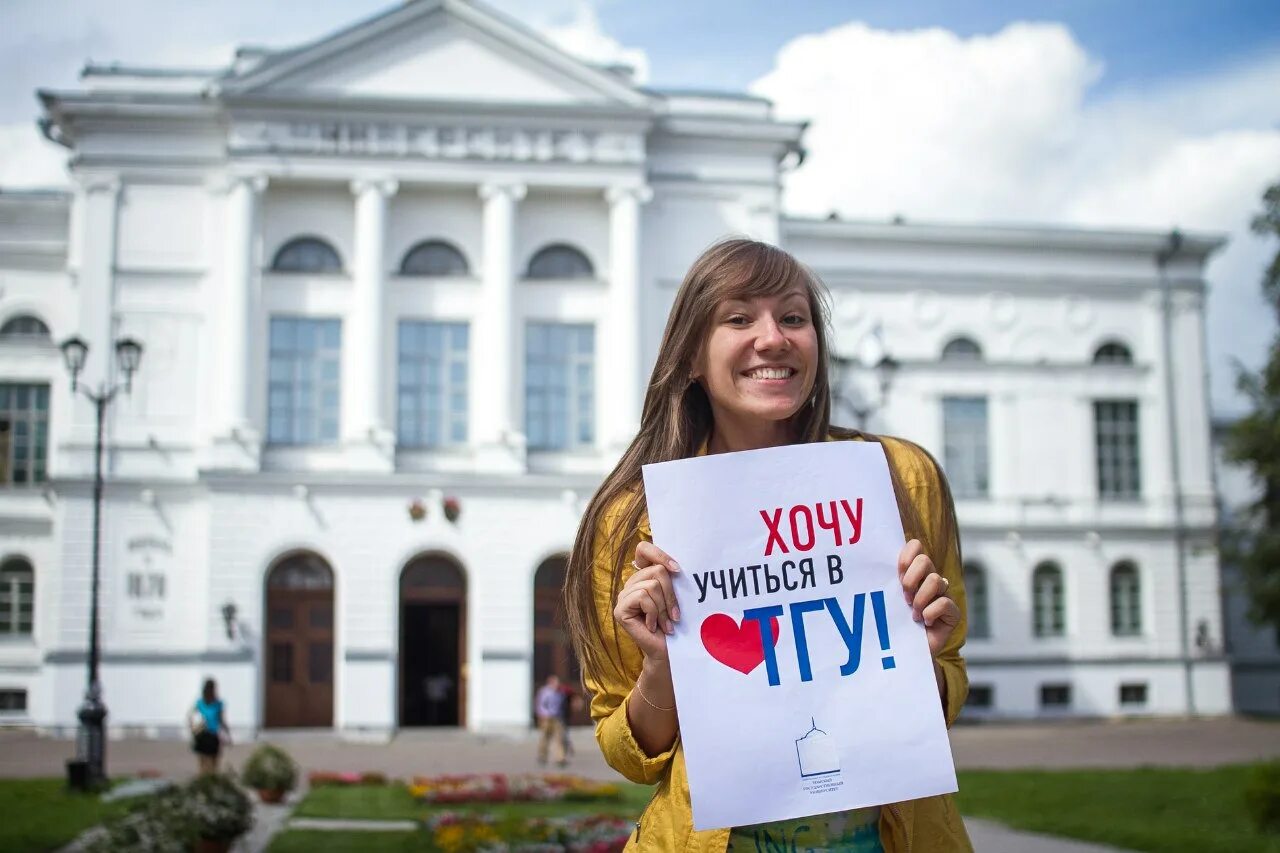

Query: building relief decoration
left=229, top=121, right=645, bottom=164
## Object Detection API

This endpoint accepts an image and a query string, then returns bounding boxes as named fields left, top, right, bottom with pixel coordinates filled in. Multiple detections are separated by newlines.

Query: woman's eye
left=783, top=314, right=808, bottom=326
left=726, top=315, right=750, bottom=326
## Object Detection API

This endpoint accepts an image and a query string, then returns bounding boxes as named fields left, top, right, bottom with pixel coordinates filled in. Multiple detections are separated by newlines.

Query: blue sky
left=600, top=0, right=1280, bottom=96
left=0, top=0, right=1277, bottom=414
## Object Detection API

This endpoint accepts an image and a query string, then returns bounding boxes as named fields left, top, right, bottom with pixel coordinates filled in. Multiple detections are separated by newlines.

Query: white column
left=222, top=175, right=266, bottom=436
left=604, top=185, right=651, bottom=450
left=346, top=178, right=398, bottom=457
left=475, top=181, right=526, bottom=469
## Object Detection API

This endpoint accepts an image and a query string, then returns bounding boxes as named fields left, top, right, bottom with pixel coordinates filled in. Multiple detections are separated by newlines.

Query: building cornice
left=784, top=216, right=1226, bottom=258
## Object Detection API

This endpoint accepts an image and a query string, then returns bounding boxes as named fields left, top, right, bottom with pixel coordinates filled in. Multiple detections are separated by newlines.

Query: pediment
left=221, top=0, right=648, bottom=108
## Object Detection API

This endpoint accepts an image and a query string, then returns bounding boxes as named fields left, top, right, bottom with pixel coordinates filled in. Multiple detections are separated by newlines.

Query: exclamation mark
left=870, top=590, right=894, bottom=670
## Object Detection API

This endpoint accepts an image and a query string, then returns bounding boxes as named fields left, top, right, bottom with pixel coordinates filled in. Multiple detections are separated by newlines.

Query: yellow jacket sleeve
left=582, top=497, right=679, bottom=785
left=885, top=437, right=970, bottom=727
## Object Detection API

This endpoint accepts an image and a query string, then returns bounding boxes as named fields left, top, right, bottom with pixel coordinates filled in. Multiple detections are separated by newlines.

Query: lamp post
left=831, top=350, right=899, bottom=430
left=59, top=335, right=143, bottom=789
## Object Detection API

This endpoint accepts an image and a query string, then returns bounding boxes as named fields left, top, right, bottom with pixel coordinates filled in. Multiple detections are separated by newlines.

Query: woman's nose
left=755, top=318, right=789, bottom=351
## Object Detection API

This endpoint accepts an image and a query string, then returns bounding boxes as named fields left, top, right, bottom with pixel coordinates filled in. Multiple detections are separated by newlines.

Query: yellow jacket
left=585, top=434, right=974, bottom=852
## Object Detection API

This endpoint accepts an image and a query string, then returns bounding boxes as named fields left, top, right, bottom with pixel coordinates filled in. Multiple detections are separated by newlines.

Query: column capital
left=606, top=184, right=653, bottom=206
left=351, top=177, right=400, bottom=198
left=478, top=182, right=527, bottom=203
left=207, top=173, right=268, bottom=195
left=76, top=174, right=121, bottom=197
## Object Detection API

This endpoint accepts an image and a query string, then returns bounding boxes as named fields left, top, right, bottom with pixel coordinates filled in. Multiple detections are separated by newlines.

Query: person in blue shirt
left=190, top=678, right=231, bottom=774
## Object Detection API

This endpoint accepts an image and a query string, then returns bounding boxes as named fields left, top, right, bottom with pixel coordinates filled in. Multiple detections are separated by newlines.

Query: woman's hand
left=898, top=538, right=960, bottom=657
left=613, top=541, right=681, bottom=662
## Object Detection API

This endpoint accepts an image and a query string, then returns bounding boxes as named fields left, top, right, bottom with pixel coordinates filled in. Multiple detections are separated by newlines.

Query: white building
left=0, top=0, right=1232, bottom=737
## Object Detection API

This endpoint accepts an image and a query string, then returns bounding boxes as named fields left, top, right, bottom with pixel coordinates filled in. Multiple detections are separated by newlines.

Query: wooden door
left=533, top=556, right=589, bottom=725
left=264, top=554, right=334, bottom=728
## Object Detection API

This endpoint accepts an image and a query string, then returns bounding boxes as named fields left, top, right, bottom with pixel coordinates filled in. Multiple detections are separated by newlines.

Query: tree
left=1225, top=179, right=1280, bottom=629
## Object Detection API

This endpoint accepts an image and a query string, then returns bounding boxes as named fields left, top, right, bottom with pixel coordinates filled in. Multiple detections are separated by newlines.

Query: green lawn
left=0, top=779, right=136, bottom=852
left=956, top=766, right=1280, bottom=853
left=268, top=830, right=425, bottom=852
left=293, top=781, right=652, bottom=822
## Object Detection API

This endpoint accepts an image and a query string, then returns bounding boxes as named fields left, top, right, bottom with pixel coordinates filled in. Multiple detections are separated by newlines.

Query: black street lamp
left=832, top=351, right=899, bottom=431
left=59, top=335, right=143, bottom=789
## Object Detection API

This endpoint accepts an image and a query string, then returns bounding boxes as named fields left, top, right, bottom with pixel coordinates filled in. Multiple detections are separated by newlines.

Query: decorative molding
left=45, top=648, right=253, bottom=665
left=478, top=181, right=528, bottom=203
left=605, top=184, right=653, bottom=206
left=350, top=178, right=399, bottom=198
left=230, top=121, right=644, bottom=165
left=344, top=648, right=394, bottom=662
left=481, top=649, right=529, bottom=662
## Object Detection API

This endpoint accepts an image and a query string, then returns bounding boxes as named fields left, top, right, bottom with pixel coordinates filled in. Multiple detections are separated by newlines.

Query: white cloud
left=750, top=21, right=1280, bottom=414
left=0, top=123, right=68, bottom=189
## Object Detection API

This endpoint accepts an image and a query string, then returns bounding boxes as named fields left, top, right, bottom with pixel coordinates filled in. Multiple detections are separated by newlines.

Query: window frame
left=1095, top=399, right=1142, bottom=500
left=270, top=236, right=344, bottom=274
left=399, top=240, right=470, bottom=277
left=524, top=322, right=595, bottom=451
left=525, top=244, right=595, bottom=280
left=1109, top=560, right=1142, bottom=636
left=0, top=383, right=50, bottom=487
left=964, top=561, right=990, bottom=639
left=0, top=557, right=35, bottom=638
left=266, top=317, right=343, bottom=446
left=397, top=320, right=470, bottom=448
left=1032, top=561, right=1065, bottom=638
left=942, top=396, right=990, bottom=499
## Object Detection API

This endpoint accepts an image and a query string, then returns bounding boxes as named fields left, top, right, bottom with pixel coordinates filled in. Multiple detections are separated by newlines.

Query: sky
left=1, top=0, right=1277, bottom=416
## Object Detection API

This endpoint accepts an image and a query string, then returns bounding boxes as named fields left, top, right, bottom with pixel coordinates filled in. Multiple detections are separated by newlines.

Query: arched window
left=965, top=561, right=990, bottom=639
left=267, top=552, right=334, bottom=590
left=271, top=237, right=343, bottom=274
left=400, top=240, right=469, bottom=277
left=0, top=557, right=34, bottom=636
left=1110, top=560, right=1141, bottom=636
left=526, top=244, right=594, bottom=280
left=941, top=336, right=983, bottom=362
left=0, top=316, right=51, bottom=343
left=1093, top=341, right=1133, bottom=365
left=1032, top=561, right=1064, bottom=638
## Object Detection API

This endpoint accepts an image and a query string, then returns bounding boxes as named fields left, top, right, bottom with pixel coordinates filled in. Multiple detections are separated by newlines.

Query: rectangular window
left=1040, top=683, right=1072, bottom=708
left=0, top=689, right=27, bottom=712
left=267, top=317, right=342, bottom=446
left=0, top=384, right=50, bottom=486
left=397, top=321, right=469, bottom=447
left=525, top=323, right=594, bottom=450
left=965, top=684, right=994, bottom=709
left=1095, top=400, right=1141, bottom=499
left=1119, top=683, right=1148, bottom=706
left=942, top=397, right=989, bottom=499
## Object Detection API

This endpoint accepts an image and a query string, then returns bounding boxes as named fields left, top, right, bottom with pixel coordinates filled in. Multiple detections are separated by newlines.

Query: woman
left=190, top=678, right=231, bottom=774
left=565, top=239, right=972, bottom=851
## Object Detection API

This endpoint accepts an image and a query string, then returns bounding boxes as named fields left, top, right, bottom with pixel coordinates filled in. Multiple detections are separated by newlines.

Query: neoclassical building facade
left=0, top=0, right=1231, bottom=736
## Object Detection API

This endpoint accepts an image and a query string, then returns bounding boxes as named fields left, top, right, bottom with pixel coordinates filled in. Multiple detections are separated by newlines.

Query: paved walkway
left=17, top=718, right=1273, bottom=853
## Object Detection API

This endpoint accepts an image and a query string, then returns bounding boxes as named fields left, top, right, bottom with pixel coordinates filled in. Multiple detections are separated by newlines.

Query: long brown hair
left=564, top=238, right=955, bottom=686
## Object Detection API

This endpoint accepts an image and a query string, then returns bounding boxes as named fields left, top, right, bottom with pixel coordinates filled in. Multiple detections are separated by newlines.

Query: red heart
left=700, top=613, right=781, bottom=675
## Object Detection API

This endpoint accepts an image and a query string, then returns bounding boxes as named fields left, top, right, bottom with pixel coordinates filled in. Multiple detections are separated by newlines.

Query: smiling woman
left=564, top=238, right=972, bottom=852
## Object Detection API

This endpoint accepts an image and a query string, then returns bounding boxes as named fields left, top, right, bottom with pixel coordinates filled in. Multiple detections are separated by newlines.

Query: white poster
left=642, top=441, right=957, bottom=831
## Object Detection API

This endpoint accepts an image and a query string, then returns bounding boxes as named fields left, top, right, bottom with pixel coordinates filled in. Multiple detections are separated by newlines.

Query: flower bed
left=409, top=774, right=621, bottom=805
left=424, top=812, right=631, bottom=853
left=307, top=770, right=389, bottom=787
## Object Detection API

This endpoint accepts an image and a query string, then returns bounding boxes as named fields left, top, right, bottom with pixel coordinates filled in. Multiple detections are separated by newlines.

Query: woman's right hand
left=613, top=541, right=681, bottom=662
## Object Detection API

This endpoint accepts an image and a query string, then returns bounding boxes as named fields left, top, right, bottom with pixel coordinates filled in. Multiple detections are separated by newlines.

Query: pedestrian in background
left=534, top=674, right=568, bottom=767
left=189, top=678, right=231, bottom=774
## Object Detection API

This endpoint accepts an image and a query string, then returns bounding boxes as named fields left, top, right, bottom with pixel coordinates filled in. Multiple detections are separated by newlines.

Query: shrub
left=183, top=772, right=254, bottom=841
left=360, top=771, right=388, bottom=786
left=241, top=743, right=299, bottom=793
left=1246, top=760, right=1280, bottom=834
left=86, top=774, right=253, bottom=852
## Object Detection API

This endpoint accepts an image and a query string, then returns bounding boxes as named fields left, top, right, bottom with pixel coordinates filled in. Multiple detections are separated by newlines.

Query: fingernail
left=669, top=560, right=682, bottom=573
left=672, top=605, right=681, bottom=622
left=665, top=622, right=674, bottom=635
left=924, top=618, right=933, bottom=627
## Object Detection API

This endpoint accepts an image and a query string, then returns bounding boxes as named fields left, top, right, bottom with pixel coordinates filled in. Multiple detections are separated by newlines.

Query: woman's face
left=694, top=288, right=819, bottom=432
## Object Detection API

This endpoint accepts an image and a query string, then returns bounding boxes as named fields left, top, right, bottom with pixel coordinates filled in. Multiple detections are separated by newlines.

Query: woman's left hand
left=898, top=539, right=960, bottom=657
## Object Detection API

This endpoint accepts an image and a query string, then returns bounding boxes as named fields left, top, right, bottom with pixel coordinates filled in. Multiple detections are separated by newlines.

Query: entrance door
left=264, top=553, right=334, bottom=728
left=400, top=556, right=466, bottom=727
left=533, top=556, right=589, bottom=725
